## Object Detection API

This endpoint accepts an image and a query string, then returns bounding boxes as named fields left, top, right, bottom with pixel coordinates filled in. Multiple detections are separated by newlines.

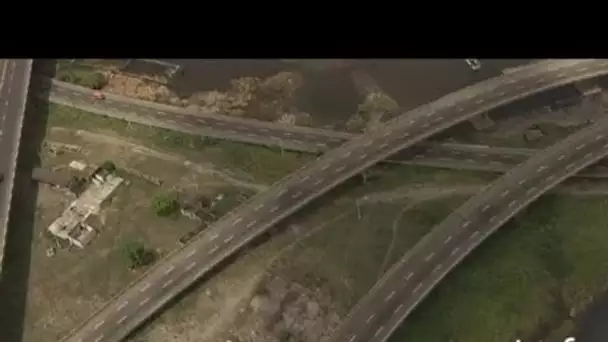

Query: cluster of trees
left=58, top=70, right=107, bottom=90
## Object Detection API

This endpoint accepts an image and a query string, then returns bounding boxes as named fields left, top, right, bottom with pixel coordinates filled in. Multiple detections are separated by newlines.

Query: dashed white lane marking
left=498, top=91, right=506, bottom=96
left=117, top=315, right=128, bottom=324
left=537, top=165, right=547, bottom=172
left=500, top=190, right=510, bottom=198
left=366, top=314, right=375, bottom=324
left=300, top=175, right=310, bottom=182
left=384, top=291, right=396, bottom=302
left=556, top=72, right=566, bottom=78
left=336, top=166, right=346, bottom=172
left=364, top=141, right=373, bottom=147
left=471, top=230, right=480, bottom=239
left=359, top=154, right=367, bottom=160
left=547, top=175, right=556, bottom=182
left=394, top=304, right=405, bottom=315
left=93, top=335, right=104, bottom=342
left=422, top=123, right=430, bottom=128
left=186, top=261, right=197, bottom=271
left=577, top=66, right=590, bottom=72
left=321, top=164, right=330, bottom=171
left=518, top=179, right=527, bottom=185
left=526, top=187, right=537, bottom=195
left=117, top=301, right=129, bottom=311
left=576, top=144, right=585, bottom=150
left=232, top=217, right=243, bottom=226
left=585, top=152, right=593, bottom=159
left=481, top=205, right=490, bottom=212
left=432, top=264, right=442, bottom=274
left=254, top=204, right=264, bottom=211
left=597, top=134, right=605, bottom=141
left=566, top=163, right=576, bottom=170
left=558, top=155, right=566, bottom=161
left=408, top=119, right=416, bottom=125
left=140, top=283, right=151, bottom=292
left=246, top=221, right=256, bottom=228
left=93, top=320, right=105, bottom=330
left=270, top=205, right=280, bottom=213
left=187, top=249, right=196, bottom=258
left=489, top=215, right=497, bottom=223
left=451, top=247, right=460, bottom=256
left=475, top=98, right=484, bottom=104
left=374, top=326, right=384, bottom=337
left=508, top=200, right=517, bottom=208
left=383, top=132, right=390, bottom=137
left=224, top=235, right=234, bottom=243
left=462, top=221, right=470, bottom=228
left=348, top=336, right=357, bottom=342
left=208, top=246, right=219, bottom=255
left=405, top=272, right=414, bottom=281
left=139, top=298, right=150, bottom=306
left=413, top=283, right=423, bottom=293
left=292, top=191, right=302, bottom=199
left=380, top=143, right=389, bottom=149
left=164, top=265, right=175, bottom=275
left=444, top=236, right=452, bottom=244
left=424, top=253, right=435, bottom=262
left=604, top=142, right=608, bottom=149
left=313, top=179, right=323, bottom=186
left=162, top=279, right=174, bottom=289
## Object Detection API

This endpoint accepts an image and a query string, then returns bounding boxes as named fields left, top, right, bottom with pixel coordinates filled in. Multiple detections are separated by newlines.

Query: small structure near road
left=47, top=167, right=123, bottom=248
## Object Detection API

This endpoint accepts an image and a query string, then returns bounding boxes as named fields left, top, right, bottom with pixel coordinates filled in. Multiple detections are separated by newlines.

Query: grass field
left=44, top=103, right=313, bottom=184
left=388, top=195, right=608, bottom=342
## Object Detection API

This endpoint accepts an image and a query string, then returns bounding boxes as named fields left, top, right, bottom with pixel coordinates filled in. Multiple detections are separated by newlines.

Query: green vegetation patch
left=390, top=195, right=608, bottom=342
left=46, top=103, right=313, bottom=183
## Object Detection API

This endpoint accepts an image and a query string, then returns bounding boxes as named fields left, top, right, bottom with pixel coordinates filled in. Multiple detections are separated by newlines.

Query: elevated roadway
left=328, top=109, right=608, bottom=342
left=62, top=59, right=608, bottom=342
left=47, top=78, right=608, bottom=178
left=0, top=59, right=32, bottom=274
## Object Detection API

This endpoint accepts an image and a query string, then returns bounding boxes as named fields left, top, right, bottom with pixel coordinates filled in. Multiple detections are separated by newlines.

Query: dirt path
left=49, top=127, right=268, bottom=192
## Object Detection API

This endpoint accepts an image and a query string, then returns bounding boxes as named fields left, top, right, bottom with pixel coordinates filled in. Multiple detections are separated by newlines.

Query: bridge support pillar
left=469, top=113, right=495, bottom=130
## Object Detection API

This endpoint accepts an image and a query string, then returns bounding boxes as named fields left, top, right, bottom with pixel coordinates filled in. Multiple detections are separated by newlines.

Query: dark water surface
left=573, top=291, right=608, bottom=342
left=124, top=59, right=534, bottom=127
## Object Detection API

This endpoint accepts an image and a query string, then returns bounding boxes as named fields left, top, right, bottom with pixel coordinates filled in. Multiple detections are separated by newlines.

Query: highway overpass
left=61, top=59, right=608, bottom=342
left=0, top=59, right=32, bottom=275
left=328, top=107, right=608, bottom=342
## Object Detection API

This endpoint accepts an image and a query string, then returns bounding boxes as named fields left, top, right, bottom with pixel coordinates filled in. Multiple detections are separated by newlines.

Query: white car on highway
left=465, top=59, right=481, bottom=71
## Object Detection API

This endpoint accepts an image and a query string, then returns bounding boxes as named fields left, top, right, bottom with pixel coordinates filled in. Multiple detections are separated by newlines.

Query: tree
left=152, top=193, right=180, bottom=217
left=68, top=176, right=87, bottom=195
left=123, top=241, right=156, bottom=269
left=100, top=160, right=116, bottom=173
left=79, top=72, right=107, bottom=90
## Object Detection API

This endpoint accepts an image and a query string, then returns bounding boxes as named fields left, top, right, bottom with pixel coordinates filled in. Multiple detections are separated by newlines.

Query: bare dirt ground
left=23, top=127, right=260, bottom=342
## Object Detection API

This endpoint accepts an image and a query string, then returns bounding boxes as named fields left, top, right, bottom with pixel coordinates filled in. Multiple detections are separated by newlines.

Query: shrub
left=79, top=72, right=107, bottom=90
left=123, top=241, right=156, bottom=269
left=152, top=193, right=180, bottom=217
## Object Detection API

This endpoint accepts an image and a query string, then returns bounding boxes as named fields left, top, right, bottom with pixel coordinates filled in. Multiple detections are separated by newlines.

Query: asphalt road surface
left=328, top=111, right=608, bottom=342
left=62, top=59, right=608, bottom=342
left=0, top=59, right=32, bottom=273
left=48, top=79, right=608, bottom=179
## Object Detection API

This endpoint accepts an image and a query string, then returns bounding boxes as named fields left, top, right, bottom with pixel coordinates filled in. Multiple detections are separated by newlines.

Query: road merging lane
left=330, top=114, right=608, bottom=342
left=63, top=59, right=608, bottom=342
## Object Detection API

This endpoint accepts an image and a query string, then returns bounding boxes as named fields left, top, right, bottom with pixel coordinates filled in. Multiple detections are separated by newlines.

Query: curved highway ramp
left=328, top=105, right=608, bottom=342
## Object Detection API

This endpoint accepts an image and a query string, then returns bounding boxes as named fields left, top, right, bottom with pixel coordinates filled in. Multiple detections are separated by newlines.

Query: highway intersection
left=58, top=59, right=608, bottom=342
left=3, top=59, right=608, bottom=341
